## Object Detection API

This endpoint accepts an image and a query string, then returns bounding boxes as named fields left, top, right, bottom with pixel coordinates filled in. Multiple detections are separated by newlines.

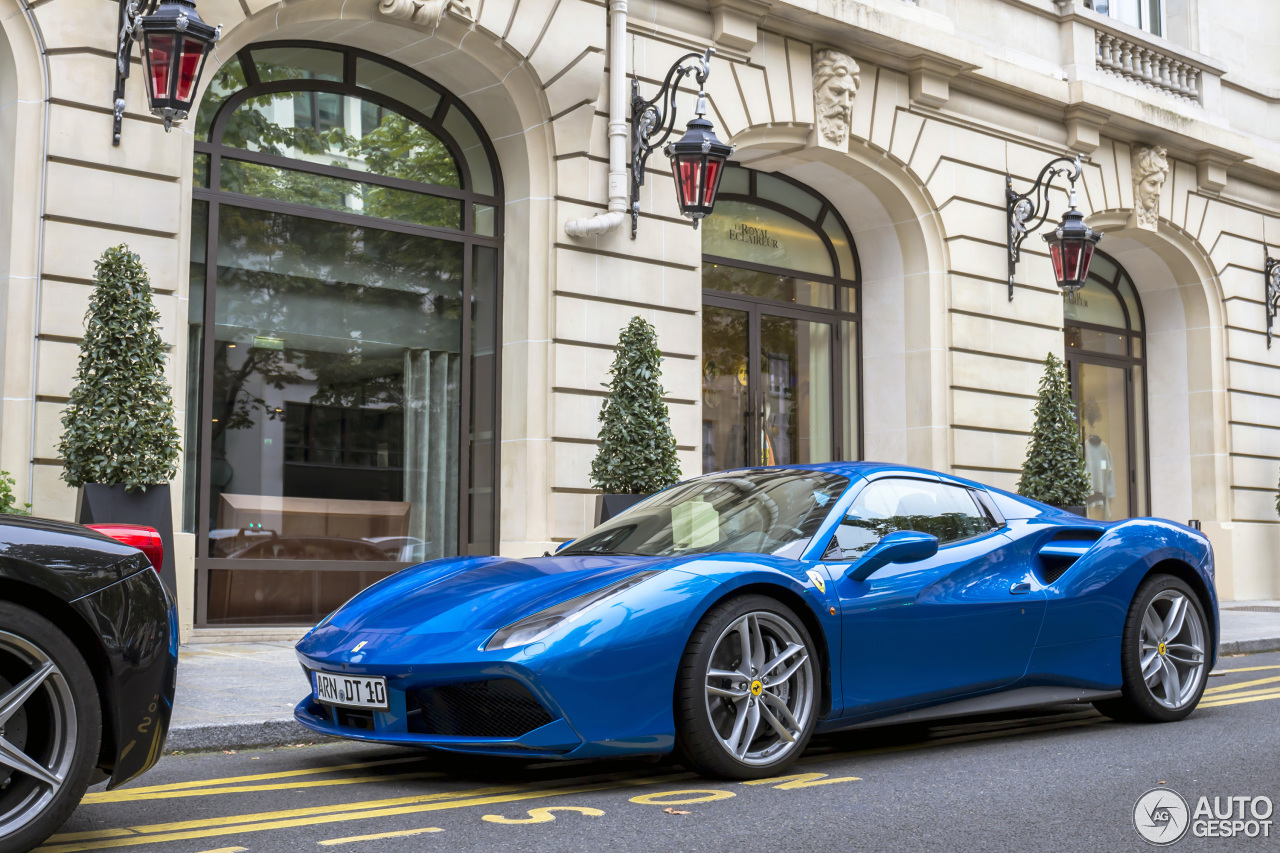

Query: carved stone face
left=1137, top=172, right=1164, bottom=219
left=1131, top=145, right=1169, bottom=229
left=813, top=50, right=859, bottom=147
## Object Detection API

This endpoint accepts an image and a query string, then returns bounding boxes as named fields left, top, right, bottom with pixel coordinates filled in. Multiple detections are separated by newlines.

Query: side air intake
left=1037, top=530, right=1103, bottom=584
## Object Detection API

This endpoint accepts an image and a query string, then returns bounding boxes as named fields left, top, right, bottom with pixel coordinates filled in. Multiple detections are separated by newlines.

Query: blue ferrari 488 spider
left=294, top=463, right=1217, bottom=779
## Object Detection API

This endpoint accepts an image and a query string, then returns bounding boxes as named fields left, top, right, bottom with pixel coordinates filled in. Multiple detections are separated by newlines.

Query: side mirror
left=847, top=530, right=939, bottom=582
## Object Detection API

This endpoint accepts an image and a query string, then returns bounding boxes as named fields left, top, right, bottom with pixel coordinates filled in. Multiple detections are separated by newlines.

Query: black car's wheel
left=0, top=602, right=101, bottom=852
left=1094, top=574, right=1209, bottom=723
left=675, top=594, right=819, bottom=779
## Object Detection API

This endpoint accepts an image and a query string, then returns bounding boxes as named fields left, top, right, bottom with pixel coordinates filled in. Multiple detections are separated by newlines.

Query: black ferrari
left=0, top=515, right=176, bottom=852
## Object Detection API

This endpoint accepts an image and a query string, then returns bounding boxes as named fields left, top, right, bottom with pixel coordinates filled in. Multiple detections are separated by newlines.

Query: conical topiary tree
left=1018, top=352, right=1090, bottom=508
left=58, top=245, right=181, bottom=492
left=590, top=317, right=681, bottom=495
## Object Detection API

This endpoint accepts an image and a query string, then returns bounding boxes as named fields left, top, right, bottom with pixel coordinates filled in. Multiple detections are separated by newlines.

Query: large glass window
left=1064, top=252, right=1148, bottom=521
left=1089, top=0, right=1163, bottom=37
left=187, top=43, right=501, bottom=625
left=701, top=166, right=859, bottom=473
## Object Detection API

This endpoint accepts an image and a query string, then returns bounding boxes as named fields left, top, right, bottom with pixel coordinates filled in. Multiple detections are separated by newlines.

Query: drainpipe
left=564, top=0, right=628, bottom=237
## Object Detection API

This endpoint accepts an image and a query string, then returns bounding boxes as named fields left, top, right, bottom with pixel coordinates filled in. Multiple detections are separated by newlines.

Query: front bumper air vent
left=409, top=679, right=554, bottom=739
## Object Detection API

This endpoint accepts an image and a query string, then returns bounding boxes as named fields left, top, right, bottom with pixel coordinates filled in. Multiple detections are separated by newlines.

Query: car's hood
left=310, top=553, right=694, bottom=640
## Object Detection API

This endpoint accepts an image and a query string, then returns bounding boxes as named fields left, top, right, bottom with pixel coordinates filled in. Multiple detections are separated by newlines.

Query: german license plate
left=313, top=671, right=388, bottom=710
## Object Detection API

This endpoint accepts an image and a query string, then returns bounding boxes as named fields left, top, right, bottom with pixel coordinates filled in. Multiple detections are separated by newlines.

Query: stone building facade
left=0, top=0, right=1277, bottom=637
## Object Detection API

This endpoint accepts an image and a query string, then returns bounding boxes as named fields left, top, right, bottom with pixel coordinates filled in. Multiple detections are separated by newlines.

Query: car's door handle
left=1009, top=582, right=1031, bottom=595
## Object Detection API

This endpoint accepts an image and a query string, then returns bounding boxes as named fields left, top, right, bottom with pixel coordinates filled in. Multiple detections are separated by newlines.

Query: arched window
left=700, top=165, right=860, bottom=473
left=1063, top=251, right=1148, bottom=520
left=186, top=43, right=501, bottom=626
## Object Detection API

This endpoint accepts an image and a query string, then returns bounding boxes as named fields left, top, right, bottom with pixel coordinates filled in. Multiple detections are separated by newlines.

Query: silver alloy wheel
left=704, top=611, right=814, bottom=766
left=0, top=629, right=77, bottom=836
left=1139, top=590, right=1206, bottom=710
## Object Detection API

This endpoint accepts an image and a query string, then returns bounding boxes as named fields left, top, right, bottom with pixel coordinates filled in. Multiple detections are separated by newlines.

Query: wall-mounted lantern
left=114, top=0, right=221, bottom=145
left=631, top=47, right=733, bottom=239
left=1266, top=252, right=1280, bottom=349
left=1006, top=155, right=1102, bottom=301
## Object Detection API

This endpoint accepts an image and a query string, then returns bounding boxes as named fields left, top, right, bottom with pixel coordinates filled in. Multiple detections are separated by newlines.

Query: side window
left=824, top=479, right=995, bottom=561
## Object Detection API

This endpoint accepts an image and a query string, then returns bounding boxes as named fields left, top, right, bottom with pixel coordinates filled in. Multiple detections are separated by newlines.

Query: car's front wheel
left=675, top=595, right=819, bottom=779
left=1094, top=574, right=1209, bottom=723
left=0, top=602, right=101, bottom=853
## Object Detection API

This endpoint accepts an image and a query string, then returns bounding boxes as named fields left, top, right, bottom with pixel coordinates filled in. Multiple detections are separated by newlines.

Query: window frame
left=820, top=477, right=998, bottom=562
left=186, top=41, right=505, bottom=627
left=701, top=165, right=864, bottom=465
left=1063, top=249, right=1150, bottom=520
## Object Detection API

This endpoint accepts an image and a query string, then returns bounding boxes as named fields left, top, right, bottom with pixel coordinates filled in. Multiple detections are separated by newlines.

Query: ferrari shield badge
left=805, top=570, right=826, bottom=594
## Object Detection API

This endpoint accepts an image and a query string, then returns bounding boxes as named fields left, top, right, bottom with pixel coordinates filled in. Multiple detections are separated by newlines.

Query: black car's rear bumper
left=72, top=566, right=177, bottom=788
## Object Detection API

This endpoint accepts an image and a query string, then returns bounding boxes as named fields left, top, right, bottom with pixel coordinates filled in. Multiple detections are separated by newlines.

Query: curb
left=1220, top=637, right=1280, bottom=656
left=166, top=719, right=338, bottom=753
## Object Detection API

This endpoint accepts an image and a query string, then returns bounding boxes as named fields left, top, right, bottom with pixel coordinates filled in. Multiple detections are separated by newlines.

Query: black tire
left=1094, top=574, right=1209, bottom=723
left=674, top=594, right=819, bottom=780
left=0, top=602, right=101, bottom=853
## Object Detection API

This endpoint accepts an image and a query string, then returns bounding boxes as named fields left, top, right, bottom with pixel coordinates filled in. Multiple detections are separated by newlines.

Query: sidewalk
left=167, top=603, right=1280, bottom=753
left=1219, top=600, right=1280, bottom=655
left=169, top=642, right=320, bottom=752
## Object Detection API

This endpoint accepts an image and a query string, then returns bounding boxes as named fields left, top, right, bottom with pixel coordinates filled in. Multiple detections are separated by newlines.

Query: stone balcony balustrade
left=1094, top=27, right=1202, bottom=104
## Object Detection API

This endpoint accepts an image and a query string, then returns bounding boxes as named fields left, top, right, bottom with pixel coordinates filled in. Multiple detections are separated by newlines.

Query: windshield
left=561, top=469, right=850, bottom=559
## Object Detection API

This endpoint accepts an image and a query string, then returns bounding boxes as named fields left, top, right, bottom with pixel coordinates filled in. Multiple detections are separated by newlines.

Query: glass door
left=1070, top=357, right=1142, bottom=520
left=760, top=314, right=833, bottom=466
left=702, top=304, right=751, bottom=472
left=703, top=296, right=835, bottom=472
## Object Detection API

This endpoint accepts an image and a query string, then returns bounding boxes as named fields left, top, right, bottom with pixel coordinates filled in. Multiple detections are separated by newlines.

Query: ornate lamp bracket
left=114, top=0, right=157, bottom=145
left=1006, top=155, right=1084, bottom=301
left=1266, top=252, right=1280, bottom=349
left=631, top=47, right=714, bottom=239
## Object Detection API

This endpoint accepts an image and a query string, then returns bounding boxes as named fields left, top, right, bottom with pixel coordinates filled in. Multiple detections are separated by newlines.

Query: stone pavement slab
left=168, top=642, right=323, bottom=752
left=1219, top=600, right=1280, bottom=655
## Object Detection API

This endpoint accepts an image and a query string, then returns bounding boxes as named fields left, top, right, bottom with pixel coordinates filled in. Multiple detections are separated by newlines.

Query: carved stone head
left=1130, top=145, right=1169, bottom=230
left=813, top=50, right=860, bottom=149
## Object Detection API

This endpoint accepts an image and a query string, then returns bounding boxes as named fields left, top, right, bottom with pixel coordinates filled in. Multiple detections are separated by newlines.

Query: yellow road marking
left=1199, top=689, right=1280, bottom=708
left=81, top=757, right=426, bottom=802
left=1203, top=675, right=1280, bottom=696
left=743, top=773, right=860, bottom=789
left=482, top=807, right=604, bottom=824
left=83, top=772, right=439, bottom=804
left=44, top=831, right=135, bottom=843
left=40, top=711, right=1136, bottom=853
left=45, top=787, right=521, bottom=845
left=1211, top=665, right=1280, bottom=675
left=1200, top=685, right=1280, bottom=703
left=630, top=789, right=735, bottom=806
left=34, top=777, right=688, bottom=853
left=317, top=827, right=442, bottom=845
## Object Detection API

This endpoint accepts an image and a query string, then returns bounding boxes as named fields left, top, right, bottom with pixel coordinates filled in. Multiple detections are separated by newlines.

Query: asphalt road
left=43, top=650, right=1280, bottom=853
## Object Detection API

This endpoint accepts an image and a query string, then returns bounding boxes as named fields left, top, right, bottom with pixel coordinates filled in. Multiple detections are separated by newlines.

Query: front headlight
left=484, top=570, right=660, bottom=651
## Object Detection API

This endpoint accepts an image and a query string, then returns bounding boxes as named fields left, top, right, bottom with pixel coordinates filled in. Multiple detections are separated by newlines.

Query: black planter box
left=1062, top=505, right=1087, bottom=517
left=594, top=493, right=649, bottom=527
left=77, top=483, right=177, bottom=598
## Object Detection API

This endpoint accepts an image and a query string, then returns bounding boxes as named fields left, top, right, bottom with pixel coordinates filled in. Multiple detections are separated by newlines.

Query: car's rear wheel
left=0, top=602, right=101, bottom=853
left=675, top=595, right=818, bottom=779
left=1094, top=574, right=1209, bottom=723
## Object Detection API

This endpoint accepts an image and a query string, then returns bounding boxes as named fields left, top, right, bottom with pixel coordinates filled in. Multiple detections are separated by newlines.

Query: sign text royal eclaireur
left=727, top=223, right=779, bottom=249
